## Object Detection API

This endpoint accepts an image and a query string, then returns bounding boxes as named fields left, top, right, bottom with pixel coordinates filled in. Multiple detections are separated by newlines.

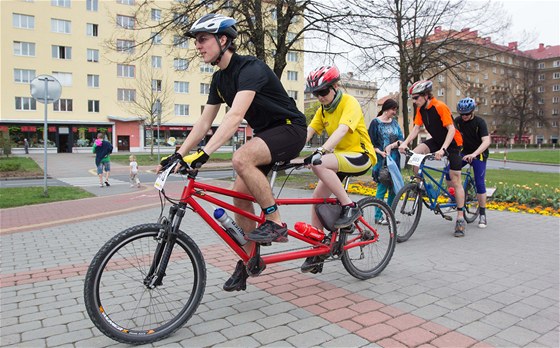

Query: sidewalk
left=1, top=182, right=558, bottom=347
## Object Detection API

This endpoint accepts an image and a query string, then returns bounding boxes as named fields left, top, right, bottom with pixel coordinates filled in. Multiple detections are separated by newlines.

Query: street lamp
left=152, top=99, right=162, bottom=163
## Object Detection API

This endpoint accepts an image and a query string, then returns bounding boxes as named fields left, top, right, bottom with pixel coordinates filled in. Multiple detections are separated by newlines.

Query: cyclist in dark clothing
left=158, top=14, right=306, bottom=291
left=454, top=97, right=491, bottom=229
left=399, top=80, right=467, bottom=237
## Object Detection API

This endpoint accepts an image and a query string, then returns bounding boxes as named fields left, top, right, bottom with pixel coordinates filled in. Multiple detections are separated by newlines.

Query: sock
left=479, top=207, right=486, bottom=215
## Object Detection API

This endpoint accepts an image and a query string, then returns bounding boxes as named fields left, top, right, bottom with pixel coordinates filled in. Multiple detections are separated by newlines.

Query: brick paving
left=0, top=154, right=559, bottom=347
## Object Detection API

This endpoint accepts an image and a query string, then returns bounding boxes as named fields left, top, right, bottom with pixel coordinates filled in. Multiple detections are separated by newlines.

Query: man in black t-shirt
left=454, top=98, right=491, bottom=229
left=158, top=14, right=306, bottom=292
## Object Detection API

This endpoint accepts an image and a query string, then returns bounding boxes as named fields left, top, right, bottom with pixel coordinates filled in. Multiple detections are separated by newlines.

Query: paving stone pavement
left=1, top=178, right=558, bottom=347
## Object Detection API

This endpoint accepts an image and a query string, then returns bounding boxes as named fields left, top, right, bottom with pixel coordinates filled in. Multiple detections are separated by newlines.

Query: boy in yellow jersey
left=301, top=65, right=376, bottom=273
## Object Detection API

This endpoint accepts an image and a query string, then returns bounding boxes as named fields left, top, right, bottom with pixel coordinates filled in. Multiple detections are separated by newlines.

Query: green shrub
left=0, top=162, right=20, bottom=171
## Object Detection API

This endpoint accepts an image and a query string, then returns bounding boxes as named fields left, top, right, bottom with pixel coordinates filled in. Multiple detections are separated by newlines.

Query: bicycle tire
left=463, top=176, right=480, bottom=223
left=341, top=197, right=396, bottom=280
left=391, top=183, right=423, bottom=243
left=84, top=223, right=206, bottom=344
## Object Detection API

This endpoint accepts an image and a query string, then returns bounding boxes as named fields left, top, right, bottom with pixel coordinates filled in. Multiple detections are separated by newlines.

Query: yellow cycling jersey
left=309, top=93, right=376, bottom=165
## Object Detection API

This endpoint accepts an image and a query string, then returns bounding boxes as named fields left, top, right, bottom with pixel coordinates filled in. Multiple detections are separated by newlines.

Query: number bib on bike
left=407, top=153, right=428, bottom=166
left=154, top=165, right=174, bottom=191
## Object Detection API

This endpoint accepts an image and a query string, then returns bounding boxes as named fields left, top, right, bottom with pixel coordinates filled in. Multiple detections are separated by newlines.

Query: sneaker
left=99, top=184, right=104, bottom=188
left=478, top=214, right=487, bottom=229
left=334, top=203, right=361, bottom=229
left=301, top=256, right=326, bottom=274
left=375, top=218, right=389, bottom=225
left=130, top=184, right=135, bottom=188
left=245, top=220, right=288, bottom=244
left=223, top=260, right=248, bottom=292
left=105, top=181, right=110, bottom=187
left=454, top=218, right=466, bottom=237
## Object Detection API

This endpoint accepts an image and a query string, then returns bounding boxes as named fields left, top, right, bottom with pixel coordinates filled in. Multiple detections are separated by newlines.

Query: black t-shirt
left=454, top=115, right=489, bottom=160
left=207, top=53, right=306, bottom=133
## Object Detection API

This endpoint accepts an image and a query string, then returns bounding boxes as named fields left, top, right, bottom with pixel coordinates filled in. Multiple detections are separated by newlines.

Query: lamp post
left=153, top=99, right=162, bottom=163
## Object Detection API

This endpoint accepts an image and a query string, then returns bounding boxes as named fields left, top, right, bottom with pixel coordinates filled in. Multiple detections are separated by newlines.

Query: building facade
left=1, top=0, right=305, bottom=153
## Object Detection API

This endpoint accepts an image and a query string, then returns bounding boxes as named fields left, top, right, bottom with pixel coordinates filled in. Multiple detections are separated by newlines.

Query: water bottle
left=424, top=183, right=438, bottom=199
left=448, top=187, right=455, bottom=201
left=294, top=222, right=325, bottom=241
left=213, top=208, right=247, bottom=246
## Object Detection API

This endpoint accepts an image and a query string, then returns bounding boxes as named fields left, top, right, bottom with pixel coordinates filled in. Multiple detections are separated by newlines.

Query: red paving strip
left=0, top=243, right=491, bottom=347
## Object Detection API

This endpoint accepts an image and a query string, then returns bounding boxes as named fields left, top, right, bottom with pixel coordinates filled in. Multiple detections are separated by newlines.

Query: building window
left=87, top=49, right=99, bottom=62
left=173, top=35, right=188, bottom=48
left=51, top=18, right=71, bottom=33
left=87, top=74, right=99, bottom=87
left=553, top=85, right=560, bottom=92
left=13, top=41, right=35, bottom=56
left=538, top=98, right=544, bottom=104
left=287, top=71, right=298, bottom=81
left=437, top=88, right=444, bottom=97
left=287, top=51, right=298, bottom=62
left=174, top=81, right=189, bottom=93
left=15, top=97, right=36, bottom=111
left=88, top=100, right=100, bottom=112
left=151, top=79, right=162, bottom=92
left=554, top=73, right=560, bottom=80
left=287, top=90, right=298, bottom=100
left=552, top=109, right=559, bottom=116
left=552, top=121, right=558, bottom=128
left=151, top=9, right=161, bottom=21
left=86, top=0, right=98, bottom=11
left=13, top=13, right=35, bottom=29
left=538, top=74, right=545, bottom=81
left=174, top=58, right=188, bottom=71
left=537, top=109, right=544, bottom=116
left=200, top=83, right=210, bottom=95
left=116, top=15, right=135, bottom=29
left=14, top=69, right=36, bottom=83
left=553, top=60, right=560, bottom=67
left=53, top=98, right=73, bottom=111
left=52, top=45, right=72, bottom=59
left=152, top=55, right=162, bottom=68
left=553, top=96, right=559, bottom=104
left=117, top=88, right=135, bottom=101
left=116, top=39, right=134, bottom=53
left=86, top=23, right=98, bottom=37
left=200, top=63, right=213, bottom=73
left=456, top=89, right=461, bottom=96
left=151, top=32, right=162, bottom=45
left=538, top=62, right=545, bottom=69
left=537, top=86, right=544, bottom=93
left=175, top=104, right=189, bottom=116
left=117, top=64, right=135, bottom=77
left=437, top=75, right=444, bottom=82
left=51, top=72, right=72, bottom=86
left=51, top=0, right=70, bottom=7
left=536, top=121, right=544, bottom=128
left=483, top=73, right=488, bottom=80
left=117, top=0, right=134, bottom=4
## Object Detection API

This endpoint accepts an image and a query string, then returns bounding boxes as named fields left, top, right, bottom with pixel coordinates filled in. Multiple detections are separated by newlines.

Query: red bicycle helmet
left=306, top=66, right=340, bottom=93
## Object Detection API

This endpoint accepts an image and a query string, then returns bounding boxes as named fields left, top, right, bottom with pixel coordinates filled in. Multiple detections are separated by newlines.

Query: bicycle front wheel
left=84, top=223, right=206, bottom=344
left=463, top=176, right=480, bottom=223
left=391, top=183, right=423, bottom=243
left=341, top=197, right=396, bottom=280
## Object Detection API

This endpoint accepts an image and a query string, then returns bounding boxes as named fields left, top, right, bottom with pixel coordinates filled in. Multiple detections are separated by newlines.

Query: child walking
left=129, top=155, right=141, bottom=188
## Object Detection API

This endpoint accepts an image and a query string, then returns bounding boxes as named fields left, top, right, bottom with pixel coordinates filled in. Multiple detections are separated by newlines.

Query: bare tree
left=120, top=58, right=172, bottom=157
left=492, top=61, right=545, bottom=143
left=105, top=0, right=360, bottom=78
left=344, top=0, right=509, bottom=139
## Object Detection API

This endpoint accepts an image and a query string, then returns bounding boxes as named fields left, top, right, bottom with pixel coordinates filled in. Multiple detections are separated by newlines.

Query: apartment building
left=426, top=27, right=559, bottom=145
left=1, top=0, right=305, bottom=153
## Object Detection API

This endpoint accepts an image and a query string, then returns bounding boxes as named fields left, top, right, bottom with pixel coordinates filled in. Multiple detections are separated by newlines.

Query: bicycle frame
left=418, top=161, right=475, bottom=211
left=170, top=174, right=380, bottom=266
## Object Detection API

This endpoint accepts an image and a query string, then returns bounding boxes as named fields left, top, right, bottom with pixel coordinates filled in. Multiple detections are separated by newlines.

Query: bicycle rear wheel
left=341, top=197, right=396, bottom=280
left=84, top=223, right=206, bottom=344
left=463, top=176, right=480, bottom=223
left=391, top=183, right=423, bottom=243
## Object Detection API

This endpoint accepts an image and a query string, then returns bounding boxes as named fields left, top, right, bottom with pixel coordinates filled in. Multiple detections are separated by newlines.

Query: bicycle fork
left=144, top=204, right=186, bottom=289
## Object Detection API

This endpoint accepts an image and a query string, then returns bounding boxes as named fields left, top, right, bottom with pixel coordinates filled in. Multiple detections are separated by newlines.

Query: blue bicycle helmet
left=457, top=97, right=476, bottom=114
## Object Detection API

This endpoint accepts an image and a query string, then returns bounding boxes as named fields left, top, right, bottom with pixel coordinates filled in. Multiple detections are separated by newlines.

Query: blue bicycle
left=391, top=149, right=479, bottom=242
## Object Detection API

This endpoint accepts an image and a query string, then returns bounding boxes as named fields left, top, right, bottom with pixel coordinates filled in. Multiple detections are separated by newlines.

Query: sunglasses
left=312, top=88, right=331, bottom=97
left=411, top=95, right=422, bottom=101
left=460, top=113, right=472, bottom=117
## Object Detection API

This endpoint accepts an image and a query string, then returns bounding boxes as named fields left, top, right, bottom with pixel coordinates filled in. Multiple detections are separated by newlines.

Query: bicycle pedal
left=258, top=241, right=272, bottom=246
left=443, top=215, right=453, bottom=221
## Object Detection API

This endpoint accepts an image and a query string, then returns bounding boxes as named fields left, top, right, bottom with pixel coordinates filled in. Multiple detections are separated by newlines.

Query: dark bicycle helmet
left=457, top=97, right=476, bottom=114
left=186, top=14, right=237, bottom=39
left=408, top=80, right=433, bottom=95
left=305, top=66, right=340, bottom=93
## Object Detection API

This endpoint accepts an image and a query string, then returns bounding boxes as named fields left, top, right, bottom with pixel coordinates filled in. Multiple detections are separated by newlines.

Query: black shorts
left=423, top=138, right=463, bottom=171
left=255, top=124, right=307, bottom=174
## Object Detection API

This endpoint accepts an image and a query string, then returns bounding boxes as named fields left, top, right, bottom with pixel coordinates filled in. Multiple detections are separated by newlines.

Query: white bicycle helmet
left=186, top=14, right=237, bottom=39
left=408, top=80, right=433, bottom=95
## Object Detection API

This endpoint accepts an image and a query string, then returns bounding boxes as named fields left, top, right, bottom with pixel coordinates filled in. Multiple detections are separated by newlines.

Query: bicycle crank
left=246, top=255, right=266, bottom=277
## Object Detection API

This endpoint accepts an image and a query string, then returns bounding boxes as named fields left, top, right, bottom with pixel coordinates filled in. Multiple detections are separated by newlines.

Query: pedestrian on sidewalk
left=24, top=138, right=29, bottom=154
left=93, top=133, right=113, bottom=187
left=129, top=154, right=141, bottom=188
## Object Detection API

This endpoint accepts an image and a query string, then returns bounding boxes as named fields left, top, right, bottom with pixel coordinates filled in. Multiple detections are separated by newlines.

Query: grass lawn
left=0, top=186, right=94, bottom=209
left=488, top=150, right=560, bottom=164
left=0, top=156, right=43, bottom=177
